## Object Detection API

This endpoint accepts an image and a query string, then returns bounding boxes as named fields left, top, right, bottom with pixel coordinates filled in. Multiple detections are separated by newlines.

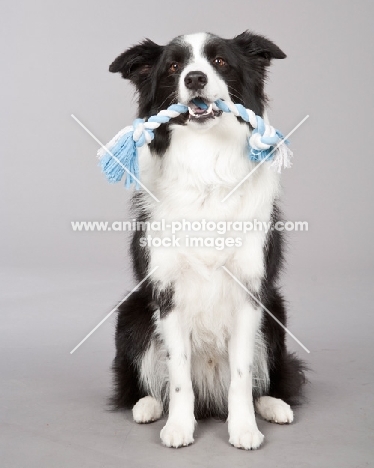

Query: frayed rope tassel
left=99, top=127, right=140, bottom=188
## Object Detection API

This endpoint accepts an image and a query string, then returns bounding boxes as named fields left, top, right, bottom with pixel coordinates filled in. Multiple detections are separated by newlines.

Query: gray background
left=1, top=1, right=373, bottom=467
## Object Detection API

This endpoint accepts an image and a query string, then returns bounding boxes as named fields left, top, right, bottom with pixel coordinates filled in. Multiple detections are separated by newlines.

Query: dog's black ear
left=233, top=31, right=286, bottom=64
left=109, top=39, right=164, bottom=85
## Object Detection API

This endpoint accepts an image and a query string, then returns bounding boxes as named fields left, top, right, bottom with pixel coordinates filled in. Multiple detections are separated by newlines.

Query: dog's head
left=109, top=32, right=285, bottom=133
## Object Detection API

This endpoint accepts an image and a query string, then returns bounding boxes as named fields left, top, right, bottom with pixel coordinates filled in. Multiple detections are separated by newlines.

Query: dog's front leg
left=160, top=309, right=196, bottom=448
left=228, top=302, right=264, bottom=450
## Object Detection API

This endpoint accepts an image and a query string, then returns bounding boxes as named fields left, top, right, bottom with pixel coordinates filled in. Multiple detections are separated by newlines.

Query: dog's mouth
left=187, top=97, right=222, bottom=123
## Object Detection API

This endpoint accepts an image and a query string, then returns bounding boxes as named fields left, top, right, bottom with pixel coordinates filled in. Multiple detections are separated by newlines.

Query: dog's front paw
left=160, top=418, right=195, bottom=448
left=255, top=396, right=294, bottom=424
left=229, top=424, right=264, bottom=450
left=132, top=396, right=163, bottom=423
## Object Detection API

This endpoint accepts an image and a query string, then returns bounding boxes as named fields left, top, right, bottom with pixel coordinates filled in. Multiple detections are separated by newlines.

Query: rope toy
left=98, top=99, right=292, bottom=188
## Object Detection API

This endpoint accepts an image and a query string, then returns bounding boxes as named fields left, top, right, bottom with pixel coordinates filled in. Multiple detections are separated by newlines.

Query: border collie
left=109, top=31, right=306, bottom=450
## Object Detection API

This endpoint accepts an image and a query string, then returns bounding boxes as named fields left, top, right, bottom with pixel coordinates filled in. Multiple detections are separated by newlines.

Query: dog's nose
left=184, top=71, right=208, bottom=90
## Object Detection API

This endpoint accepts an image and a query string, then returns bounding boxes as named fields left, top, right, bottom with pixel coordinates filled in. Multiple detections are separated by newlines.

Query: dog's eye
left=213, top=57, right=226, bottom=67
left=169, top=62, right=180, bottom=73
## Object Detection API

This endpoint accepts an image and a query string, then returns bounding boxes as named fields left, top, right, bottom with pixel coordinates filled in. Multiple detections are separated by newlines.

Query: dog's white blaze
left=178, top=33, right=231, bottom=105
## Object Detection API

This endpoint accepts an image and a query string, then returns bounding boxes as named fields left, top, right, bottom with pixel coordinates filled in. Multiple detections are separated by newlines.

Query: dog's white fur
left=133, top=33, right=289, bottom=449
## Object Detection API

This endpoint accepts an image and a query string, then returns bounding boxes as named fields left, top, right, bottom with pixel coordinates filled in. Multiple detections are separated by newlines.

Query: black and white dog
left=109, top=31, right=305, bottom=450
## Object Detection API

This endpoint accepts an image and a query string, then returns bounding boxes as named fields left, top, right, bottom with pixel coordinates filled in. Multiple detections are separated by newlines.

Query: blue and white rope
left=98, top=99, right=292, bottom=188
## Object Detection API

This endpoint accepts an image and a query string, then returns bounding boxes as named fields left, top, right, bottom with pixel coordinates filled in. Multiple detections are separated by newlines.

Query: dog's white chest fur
left=141, top=112, right=280, bottom=287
